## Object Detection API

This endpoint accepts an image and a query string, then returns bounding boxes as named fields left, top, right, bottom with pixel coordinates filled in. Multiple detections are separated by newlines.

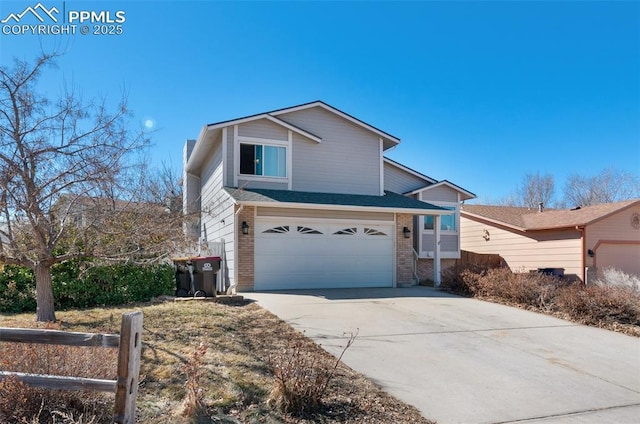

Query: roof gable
left=409, top=180, right=476, bottom=201
left=207, top=101, right=400, bottom=148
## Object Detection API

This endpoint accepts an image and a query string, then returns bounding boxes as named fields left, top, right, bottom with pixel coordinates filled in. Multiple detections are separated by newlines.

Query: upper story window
left=240, top=143, right=286, bottom=177
left=424, top=206, right=457, bottom=232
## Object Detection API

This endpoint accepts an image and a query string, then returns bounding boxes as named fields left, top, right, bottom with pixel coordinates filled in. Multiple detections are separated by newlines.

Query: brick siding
left=236, top=206, right=255, bottom=291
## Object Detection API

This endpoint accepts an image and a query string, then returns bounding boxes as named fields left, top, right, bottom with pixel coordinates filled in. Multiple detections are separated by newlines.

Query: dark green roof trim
left=224, top=187, right=449, bottom=214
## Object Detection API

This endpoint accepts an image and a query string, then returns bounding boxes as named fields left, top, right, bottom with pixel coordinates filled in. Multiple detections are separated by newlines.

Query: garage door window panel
left=263, top=225, right=290, bottom=234
left=334, top=227, right=357, bottom=235
left=297, top=226, right=323, bottom=235
left=364, top=227, right=388, bottom=236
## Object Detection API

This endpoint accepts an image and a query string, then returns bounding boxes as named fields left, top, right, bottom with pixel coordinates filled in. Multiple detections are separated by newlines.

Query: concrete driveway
left=245, top=287, right=640, bottom=424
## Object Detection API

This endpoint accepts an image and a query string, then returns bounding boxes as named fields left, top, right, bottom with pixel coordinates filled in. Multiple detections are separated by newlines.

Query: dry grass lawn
left=1, top=298, right=434, bottom=423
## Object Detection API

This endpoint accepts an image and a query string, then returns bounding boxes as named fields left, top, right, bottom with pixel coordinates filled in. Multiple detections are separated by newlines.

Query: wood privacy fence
left=455, top=250, right=504, bottom=268
left=0, top=311, right=143, bottom=424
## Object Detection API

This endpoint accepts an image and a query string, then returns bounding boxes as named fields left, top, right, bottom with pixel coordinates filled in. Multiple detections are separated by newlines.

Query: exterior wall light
left=242, top=221, right=250, bottom=235
left=403, top=226, right=411, bottom=239
left=587, top=249, right=594, bottom=257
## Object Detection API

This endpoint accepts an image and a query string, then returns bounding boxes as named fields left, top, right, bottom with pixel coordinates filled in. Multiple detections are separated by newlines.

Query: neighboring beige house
left=460, top=199, right=640, bottom=282
left=183, top=101, right=475, bottom=292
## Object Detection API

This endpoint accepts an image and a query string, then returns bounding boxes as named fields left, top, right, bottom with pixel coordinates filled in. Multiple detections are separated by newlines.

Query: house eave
left=233, top=199, right=452, bottom=215
left=383, top=157, right=438, bottom=184
left=409, top=180, right=476, bottom=201
left=185, top=126, right=218, bottom=173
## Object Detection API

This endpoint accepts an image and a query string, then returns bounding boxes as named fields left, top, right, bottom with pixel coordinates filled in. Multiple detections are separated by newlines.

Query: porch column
left=433, top=215, right=441, bottom=287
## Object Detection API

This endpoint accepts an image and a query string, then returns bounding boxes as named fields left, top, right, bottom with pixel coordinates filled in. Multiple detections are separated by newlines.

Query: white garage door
left=254, top=219, right=394, bottom=290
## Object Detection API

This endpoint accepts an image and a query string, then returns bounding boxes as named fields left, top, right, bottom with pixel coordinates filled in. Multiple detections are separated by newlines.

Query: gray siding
left=237, top=179, right=288, bottom=190
left=421, top=233, right=459, bottom=258
left=441, top=234, right=459, bottom=252
left=384, top=161, right=429, bottom=194
left=281, top=107, right=381, bottom=195
left=199, top=137, right=236, bottom=290
left=421, top=185, right=459, bottom=203
left=238, top=119, right=288, bottom=140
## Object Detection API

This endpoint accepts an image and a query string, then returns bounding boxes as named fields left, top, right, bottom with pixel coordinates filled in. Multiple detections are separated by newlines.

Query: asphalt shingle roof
left=224, top=187, right=448, bottom=213
left=461, top=199, right=640, bottom=230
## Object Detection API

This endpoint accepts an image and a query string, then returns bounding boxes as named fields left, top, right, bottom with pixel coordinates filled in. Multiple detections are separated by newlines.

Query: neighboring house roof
left=461, top=199, right=640, bottom=231
left=224, top=187, right=452, bottom=215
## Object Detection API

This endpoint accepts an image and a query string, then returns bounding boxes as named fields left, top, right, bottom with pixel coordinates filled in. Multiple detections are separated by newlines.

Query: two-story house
left=183, top=101, right=475, bottom=292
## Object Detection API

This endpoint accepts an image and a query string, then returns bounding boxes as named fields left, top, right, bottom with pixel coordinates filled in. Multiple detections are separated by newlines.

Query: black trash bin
left=537, top=268, right=565, bottom=278
left=173, top=256, right=220, bottom=297
left=192, top=256, right=220, bottom=297
left=174, top=261, right=191, bottom=297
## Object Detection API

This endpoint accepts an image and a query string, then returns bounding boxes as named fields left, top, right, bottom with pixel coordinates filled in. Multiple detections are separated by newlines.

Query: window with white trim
left=240, top=143, right=286, bottom=177
left=424, top=206, right=457, bottom=232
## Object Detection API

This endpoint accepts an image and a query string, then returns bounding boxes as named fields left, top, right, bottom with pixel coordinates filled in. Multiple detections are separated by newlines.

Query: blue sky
left=1, top=0, right=639, bottom=203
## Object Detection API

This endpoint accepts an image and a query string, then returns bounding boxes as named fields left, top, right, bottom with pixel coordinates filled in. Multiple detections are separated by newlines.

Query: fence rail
left=0, top=311, right=143, bottom=424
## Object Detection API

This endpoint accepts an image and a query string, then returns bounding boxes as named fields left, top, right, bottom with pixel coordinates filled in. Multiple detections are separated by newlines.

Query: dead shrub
left=177, top=342, right=208, bottom=418
left=473, top=268, right=559, bottom=309
left=441, top=263, right=488, bottom=295
left=443, top=265, right=640, bottom=333
left=267, top=331, right=357, bottom=417
left=594, top=267, right=640, bottom=292
left=555, top=283, right=640, bottom=326
left=0, top=324, right=117, bottom=424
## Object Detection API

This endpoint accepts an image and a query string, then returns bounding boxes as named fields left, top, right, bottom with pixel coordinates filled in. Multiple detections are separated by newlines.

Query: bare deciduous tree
left=0, top=54, right=182, bottom=322
left=503, top=172, right=555, bottom=208
left=563, top=167, right=640, bottom=207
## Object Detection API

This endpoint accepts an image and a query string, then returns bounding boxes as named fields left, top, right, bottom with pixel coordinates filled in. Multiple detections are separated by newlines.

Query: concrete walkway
left=245, top=287, right=640, bottom=424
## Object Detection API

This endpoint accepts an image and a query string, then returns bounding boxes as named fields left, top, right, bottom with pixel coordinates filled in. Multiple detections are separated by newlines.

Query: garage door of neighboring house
left=597, top=243, right=640, bottom=277
left=254, top=219, right=394, bottom=290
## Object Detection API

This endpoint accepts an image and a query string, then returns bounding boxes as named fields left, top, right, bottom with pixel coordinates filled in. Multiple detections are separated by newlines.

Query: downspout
left=576, top=225, right=586, bottom=284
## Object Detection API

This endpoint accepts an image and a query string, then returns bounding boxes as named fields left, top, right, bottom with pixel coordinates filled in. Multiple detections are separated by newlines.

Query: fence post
left=114, top=311, right=143, bottom=424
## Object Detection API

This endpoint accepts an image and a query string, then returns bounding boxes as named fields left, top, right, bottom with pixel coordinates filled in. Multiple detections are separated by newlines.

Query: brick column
left=396, top=213, right=415, bottom=286
left=236, top=206, right=255, bottom=291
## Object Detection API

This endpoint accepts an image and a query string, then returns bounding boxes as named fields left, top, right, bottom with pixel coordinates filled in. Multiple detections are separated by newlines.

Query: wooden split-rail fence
left=0, top=311, right=143, bottom=424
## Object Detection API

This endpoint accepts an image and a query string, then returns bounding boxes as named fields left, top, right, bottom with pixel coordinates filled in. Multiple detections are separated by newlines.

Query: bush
left=267, top=331, right=357, bottom=417
left=441, top=263, right=488, bottom=296
left=178, top=342, right=209, bottom=418
left=594, top=267, right=640, bottom=291
left=0, top=262, right=175, bottom=313
left=555, top=283, right=640, bottom=326
left=53, top=261, right=175, bottom=310
left=471, top=268, right=559, bottom=310
left=0, top=265, right=36, bottom=313
left=443, top=265, right=640, bottom=332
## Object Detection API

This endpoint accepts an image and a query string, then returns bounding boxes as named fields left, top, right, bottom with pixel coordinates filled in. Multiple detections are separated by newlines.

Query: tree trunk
left=35, top=262, right=56, bottom=322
